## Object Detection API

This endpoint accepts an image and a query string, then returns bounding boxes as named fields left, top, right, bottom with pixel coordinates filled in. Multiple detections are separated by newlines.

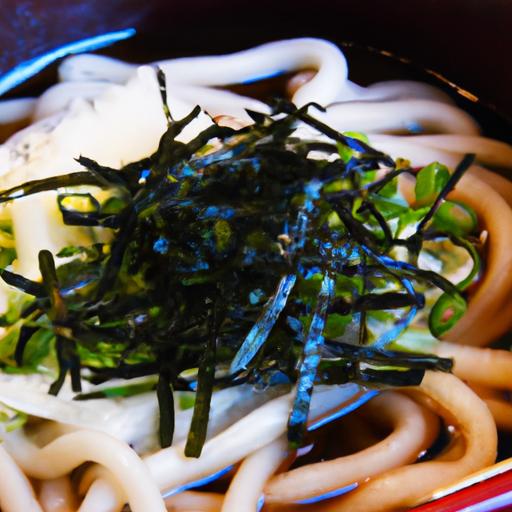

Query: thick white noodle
left=164, top=491, right=224, bottom=511
left=59, top=38, right=349, bottom=107
left=318, top=372, right=497, bottom=511
left=58, top=45, right=452, bottom=111
left=0, top=444, right=42, bottom=512
left=78, top=479, right=120, bottom=512
left=0, top=375, right=162, bottom=451
left=147, top=385, right=360, bottom=491
left=77, top=469, right=125, bottom=512
left=33, top=81, right=112, bottom=121
left=169, top=84, right=271, bottom=119
left=371, top=138, right=465, bottom=167
left=322, top=99, right=480, bottom=134
left=333, top=79, right=454, bottom=104
left=0, top=376, right=290, bottom=455
left=434, top=342, right=512, bottom=391
left=362, top=80, right=453, bottom=104
left=221, top=436, right=288, bottom=512
left=58, top=54, right=135, bottom=85
left=371, top=134, right=512, bottom=168
left=0, top=98, right=36, bottom=125
left=4, top=429, right=166, bottom=512
left=38, top=476, right=76, bottom=512
left=81, top=385, right=365, bottom=509
left=263, top=392, right=439, bottom=504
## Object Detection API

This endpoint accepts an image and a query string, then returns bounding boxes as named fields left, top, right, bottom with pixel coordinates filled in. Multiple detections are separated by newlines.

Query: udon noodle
left=0, top=38, right=511, bottom=512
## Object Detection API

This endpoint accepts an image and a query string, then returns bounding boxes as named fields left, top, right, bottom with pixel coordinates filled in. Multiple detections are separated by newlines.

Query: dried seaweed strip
left=0, top=74, right=479, bottom=452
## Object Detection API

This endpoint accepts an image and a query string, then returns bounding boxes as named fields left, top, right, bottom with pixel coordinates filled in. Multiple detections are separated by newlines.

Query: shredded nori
left=0, top=79, right=480, bottom=455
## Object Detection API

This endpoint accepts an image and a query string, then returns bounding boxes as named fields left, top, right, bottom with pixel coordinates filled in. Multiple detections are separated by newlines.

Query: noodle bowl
left=0, top=38, right=511, bottom=512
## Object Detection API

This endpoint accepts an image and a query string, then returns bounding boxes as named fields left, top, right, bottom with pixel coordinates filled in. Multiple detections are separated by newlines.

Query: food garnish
left=0, top=72, right=481, bottom=455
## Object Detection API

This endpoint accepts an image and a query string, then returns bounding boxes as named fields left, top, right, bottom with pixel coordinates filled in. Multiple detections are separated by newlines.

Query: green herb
left=74, top=378, right=157, bottom=400
left=0, top=84, right=478, bottom=454
left=432, top=201, right=478, bottom=237
left=0, top=404, right=27, bottom=433
left=429, top=292, right=467, bottom=338
left=414, top=162, right=450, bottom=208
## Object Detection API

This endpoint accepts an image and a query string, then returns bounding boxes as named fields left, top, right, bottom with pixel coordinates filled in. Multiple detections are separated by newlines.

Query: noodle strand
left=222, top=436, right=289, bottom=511
left=0, top=444, right=43, bottom=512
left=310, top=372, right=497, bottom=511
left=4, top=429, right=166, bottom=512
left=264, top=391, right=439, bottom=504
